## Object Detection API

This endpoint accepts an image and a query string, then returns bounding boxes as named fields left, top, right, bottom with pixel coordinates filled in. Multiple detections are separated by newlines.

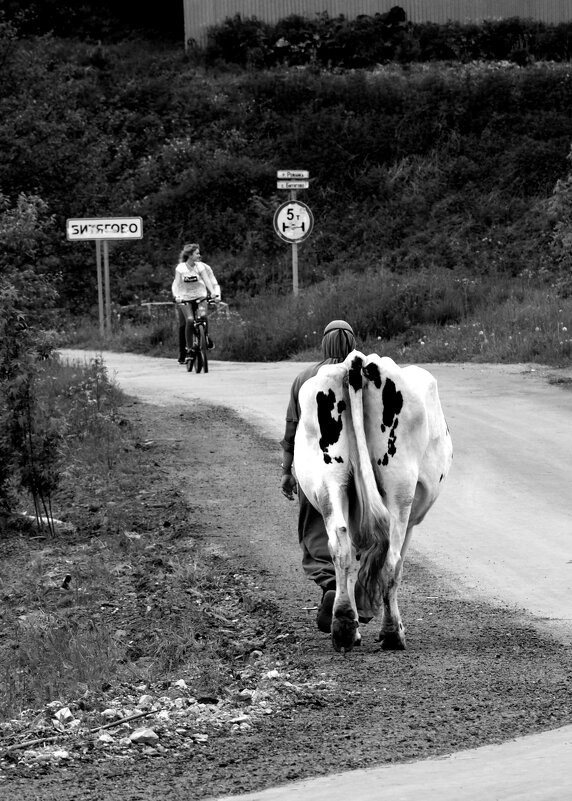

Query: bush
left=205, top=11, right=572, bottom=68
left=205, top=14, right=273, bottom=67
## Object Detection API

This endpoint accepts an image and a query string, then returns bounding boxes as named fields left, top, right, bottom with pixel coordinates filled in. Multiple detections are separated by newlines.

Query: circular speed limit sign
left=273, top=200, right=314, bottom=244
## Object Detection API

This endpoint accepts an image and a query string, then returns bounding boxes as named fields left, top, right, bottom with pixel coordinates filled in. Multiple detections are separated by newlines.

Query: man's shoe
left=207, top=336, right=215, bottom=350
left=178, top=356, right=186, bottom=364
left=316, top=589, right=335, bottom=633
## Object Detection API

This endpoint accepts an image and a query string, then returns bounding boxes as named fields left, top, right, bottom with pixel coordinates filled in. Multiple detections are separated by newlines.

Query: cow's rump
left=294, top=351, right=452, bottom=652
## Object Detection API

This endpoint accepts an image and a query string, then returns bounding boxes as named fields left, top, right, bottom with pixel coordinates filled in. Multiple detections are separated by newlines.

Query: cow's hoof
left=378, top=630, right=406, bottom=650
left=332, top=610, right=359, bottom=653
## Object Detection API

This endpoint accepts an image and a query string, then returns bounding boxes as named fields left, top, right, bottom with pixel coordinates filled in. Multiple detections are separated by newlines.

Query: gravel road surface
left=58, top=350, right=572, bottom=800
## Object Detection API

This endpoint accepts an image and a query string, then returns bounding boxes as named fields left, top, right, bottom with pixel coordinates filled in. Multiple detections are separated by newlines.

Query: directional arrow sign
left=277, top=170, right=309, bottom=179
left=277, top=180, right=309, bottom=189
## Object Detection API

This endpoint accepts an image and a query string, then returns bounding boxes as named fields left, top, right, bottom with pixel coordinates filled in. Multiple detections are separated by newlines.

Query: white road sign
left=66, top=217, right=143, bottom=241
left=273, top=200, right=314, bottom=244
left=277, top=170, right=309, bottom=179
left=277, top=180, right=309, bottom=189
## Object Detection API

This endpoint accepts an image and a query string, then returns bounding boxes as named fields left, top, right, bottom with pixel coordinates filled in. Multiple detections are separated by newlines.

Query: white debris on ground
left=0, top=665, right=336, bottom=775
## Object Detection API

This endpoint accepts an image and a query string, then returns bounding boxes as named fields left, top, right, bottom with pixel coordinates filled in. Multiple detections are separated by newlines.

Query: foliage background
left=2, top=5, right=572, bottom=362
left=3, top=4, right=572, bottom=761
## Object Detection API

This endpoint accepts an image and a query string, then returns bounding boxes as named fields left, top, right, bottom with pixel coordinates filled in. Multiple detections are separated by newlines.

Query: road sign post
left=66, top=217, right=143, bottom=336
left=95, top=240, right=104, bottom=336
left=103, top=239, right=111, bottom=333
left=274, top=172, right=312, bottom=296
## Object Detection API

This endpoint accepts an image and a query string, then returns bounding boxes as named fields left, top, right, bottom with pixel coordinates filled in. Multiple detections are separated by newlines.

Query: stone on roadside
left=101, top=708, right=121, bottom=720
left=265, top=669, right=280, bottom=679
left=52, top=749, right=71, bottom=759
left=137, top=694, right=154, bottom=709
left=229, top=714, right=250, bottom=725
left=130, top=727, right=159, bottom=745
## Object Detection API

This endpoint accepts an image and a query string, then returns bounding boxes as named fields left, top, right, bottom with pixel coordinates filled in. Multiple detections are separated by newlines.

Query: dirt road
left=58, top=350, right=572, bottom=800
left=60, top=350, right=572, bottom=639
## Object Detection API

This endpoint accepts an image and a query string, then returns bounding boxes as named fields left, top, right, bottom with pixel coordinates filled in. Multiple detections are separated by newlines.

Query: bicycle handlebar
left=174, top=296, right=220, bottom=305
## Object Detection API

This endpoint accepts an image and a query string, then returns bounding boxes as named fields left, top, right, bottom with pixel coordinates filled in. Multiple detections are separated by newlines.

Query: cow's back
left=403, top=363, right=453, bottom=498
left=362, top=355, right=452, bottom=525
left=295, top=361, right=355, bottom=510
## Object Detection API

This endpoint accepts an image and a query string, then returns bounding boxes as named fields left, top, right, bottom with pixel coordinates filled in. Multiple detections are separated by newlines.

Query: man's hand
left=281, top=473, right=297, bottom=501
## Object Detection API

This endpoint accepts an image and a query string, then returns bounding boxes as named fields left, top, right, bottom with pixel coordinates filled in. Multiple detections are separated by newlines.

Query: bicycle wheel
left=196, top=325, right=208, bottom=373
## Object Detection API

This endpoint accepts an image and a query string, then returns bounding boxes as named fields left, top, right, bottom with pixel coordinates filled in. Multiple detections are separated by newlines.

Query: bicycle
left=182, top=298, right=218, bottom=374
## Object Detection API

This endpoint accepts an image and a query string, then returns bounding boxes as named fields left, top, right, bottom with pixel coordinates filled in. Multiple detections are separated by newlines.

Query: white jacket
left=172, top=261, right=221, bottom=303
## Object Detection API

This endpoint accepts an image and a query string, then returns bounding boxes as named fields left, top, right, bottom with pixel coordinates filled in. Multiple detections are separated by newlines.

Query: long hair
left=179, top=243, right=199, bottom=262
left=322, top=329, right=356, bottom=362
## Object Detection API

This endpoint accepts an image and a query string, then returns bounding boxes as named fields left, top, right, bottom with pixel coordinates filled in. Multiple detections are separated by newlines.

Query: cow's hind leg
left=378, top=482, right=436, bottom=649
left=377, top=545, right=406, bottom=650
left=328, top=523, right=361, bottom=652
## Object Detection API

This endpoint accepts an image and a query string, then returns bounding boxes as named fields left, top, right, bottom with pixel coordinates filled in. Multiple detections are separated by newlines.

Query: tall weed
left=57, top=355, right=125, bottom=470
left=0, top=284, right=63, bottom=531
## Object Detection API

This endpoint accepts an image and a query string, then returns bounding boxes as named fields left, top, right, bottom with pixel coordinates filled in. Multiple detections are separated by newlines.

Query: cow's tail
left=346, top=353, right=390, bottom=614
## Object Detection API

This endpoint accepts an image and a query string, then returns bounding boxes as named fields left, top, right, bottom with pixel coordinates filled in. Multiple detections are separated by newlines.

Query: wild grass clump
left=0, top=528, right=234, bottom=717
left=362, top=282, right=572, bottom=365
left=0, top=528, right=122, bottom=716
left=2, top=614, right=123, bottom=713
left=0, top=350, right=128, bottom=535
left=61, top=310, right=178, bottom=357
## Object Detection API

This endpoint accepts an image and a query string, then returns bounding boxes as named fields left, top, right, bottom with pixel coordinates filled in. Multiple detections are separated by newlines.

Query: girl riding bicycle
left=172, top=243, right=221, bottom=364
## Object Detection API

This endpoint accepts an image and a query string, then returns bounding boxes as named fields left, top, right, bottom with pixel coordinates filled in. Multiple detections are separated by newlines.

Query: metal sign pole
left=103, top=239, right=111, bottom=334
left=290, top=189, right=298, bottom=296
left=95, top=240, right=104, bottom=337
left=292, top=243, right=299, bottom=296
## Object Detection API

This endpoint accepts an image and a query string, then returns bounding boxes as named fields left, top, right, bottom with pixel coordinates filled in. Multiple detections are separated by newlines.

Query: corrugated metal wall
left=184, top=1, right=572, bottom=45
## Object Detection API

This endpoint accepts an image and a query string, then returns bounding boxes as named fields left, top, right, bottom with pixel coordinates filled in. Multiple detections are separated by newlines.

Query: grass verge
left=60, top=270, right=572, bottom=367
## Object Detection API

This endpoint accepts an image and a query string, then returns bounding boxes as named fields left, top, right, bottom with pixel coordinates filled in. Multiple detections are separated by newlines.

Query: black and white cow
left=294, top=350, right=453, bottom=652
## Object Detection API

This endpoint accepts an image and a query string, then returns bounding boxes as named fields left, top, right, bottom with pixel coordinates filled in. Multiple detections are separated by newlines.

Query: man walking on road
left=280, top=320, right=372, bottom=634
